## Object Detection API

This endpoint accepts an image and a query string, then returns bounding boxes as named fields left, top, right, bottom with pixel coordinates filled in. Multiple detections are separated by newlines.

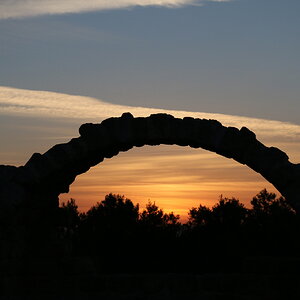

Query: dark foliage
left=51, top=189, right=300, bottom=275
left=140, top=201, right=180, bottom=227
left=188, top=195, right=248, bottom=228
left=5, top=189, right=300, bottom=297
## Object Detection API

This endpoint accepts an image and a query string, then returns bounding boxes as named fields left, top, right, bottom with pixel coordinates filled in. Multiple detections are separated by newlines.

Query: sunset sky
left=1, top=0, right=300, bottom=220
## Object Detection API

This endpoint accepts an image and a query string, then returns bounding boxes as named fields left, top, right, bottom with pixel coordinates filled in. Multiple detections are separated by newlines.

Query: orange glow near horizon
left=59, top=145, right=279, bottom=222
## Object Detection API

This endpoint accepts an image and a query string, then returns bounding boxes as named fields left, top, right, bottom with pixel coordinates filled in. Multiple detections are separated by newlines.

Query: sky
left=1, top=0, right=300, bottom=220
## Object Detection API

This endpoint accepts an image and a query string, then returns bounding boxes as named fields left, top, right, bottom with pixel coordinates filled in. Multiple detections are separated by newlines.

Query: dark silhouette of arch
left=1, top=113, right=300, bottom=216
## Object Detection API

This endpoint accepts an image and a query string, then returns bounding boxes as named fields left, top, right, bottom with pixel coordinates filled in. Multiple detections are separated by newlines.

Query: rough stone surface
left=1, top=113, right=300, bottom=256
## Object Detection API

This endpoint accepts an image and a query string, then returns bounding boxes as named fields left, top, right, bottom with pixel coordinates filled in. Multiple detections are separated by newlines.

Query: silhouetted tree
left=140, top=201, right=164, bottom=227
left=137, top=201, right=181, bottom=272
left=76, top=193, right=140, bottom=261
left=243, top=189, right=298, bottom=256
left=212, top=196, right=248, bottom=228
left=250, top=188, right=295, bottom=218
left=164, top=211, right=181, bottom=226
left=82, top=193, right=139, bottom=234
left=56, top=198, right=82, bottom=256
left=188, top=196, right=247, bottom=228
left=249, top=188, right=296, bottom=233
left=139, top=201, right=180, bottom=227
left=59, top=198, right=81, bottom=231
left=188, top=204, right=212, bottom=227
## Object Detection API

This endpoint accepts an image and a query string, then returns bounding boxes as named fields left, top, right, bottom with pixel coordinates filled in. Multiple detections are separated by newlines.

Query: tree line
left=51, top=189, right=300, bottom=273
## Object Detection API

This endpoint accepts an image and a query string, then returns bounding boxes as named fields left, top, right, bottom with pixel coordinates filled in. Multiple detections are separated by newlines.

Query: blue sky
left=1, top=0, right=299, bottom=123
left=1, top=0, right=300, bottom=215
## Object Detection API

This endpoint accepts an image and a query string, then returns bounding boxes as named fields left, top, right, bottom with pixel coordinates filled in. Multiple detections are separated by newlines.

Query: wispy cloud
left=0, top=0, right=230, bottom=20
left=1, top=85, right=300, bottom=145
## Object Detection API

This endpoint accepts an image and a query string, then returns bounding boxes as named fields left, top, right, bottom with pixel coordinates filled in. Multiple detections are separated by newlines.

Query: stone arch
left=2, top=113, right=300, bottom=214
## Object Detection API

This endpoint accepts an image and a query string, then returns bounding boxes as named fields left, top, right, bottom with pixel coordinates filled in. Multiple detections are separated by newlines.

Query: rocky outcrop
left=1, top=112, right=300, bottom=224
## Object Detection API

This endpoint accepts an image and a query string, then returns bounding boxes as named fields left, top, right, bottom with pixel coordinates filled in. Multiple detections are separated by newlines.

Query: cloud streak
left=0, top=0, right=230, bottom=20
left=1, top=85, right=300, bottom=144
